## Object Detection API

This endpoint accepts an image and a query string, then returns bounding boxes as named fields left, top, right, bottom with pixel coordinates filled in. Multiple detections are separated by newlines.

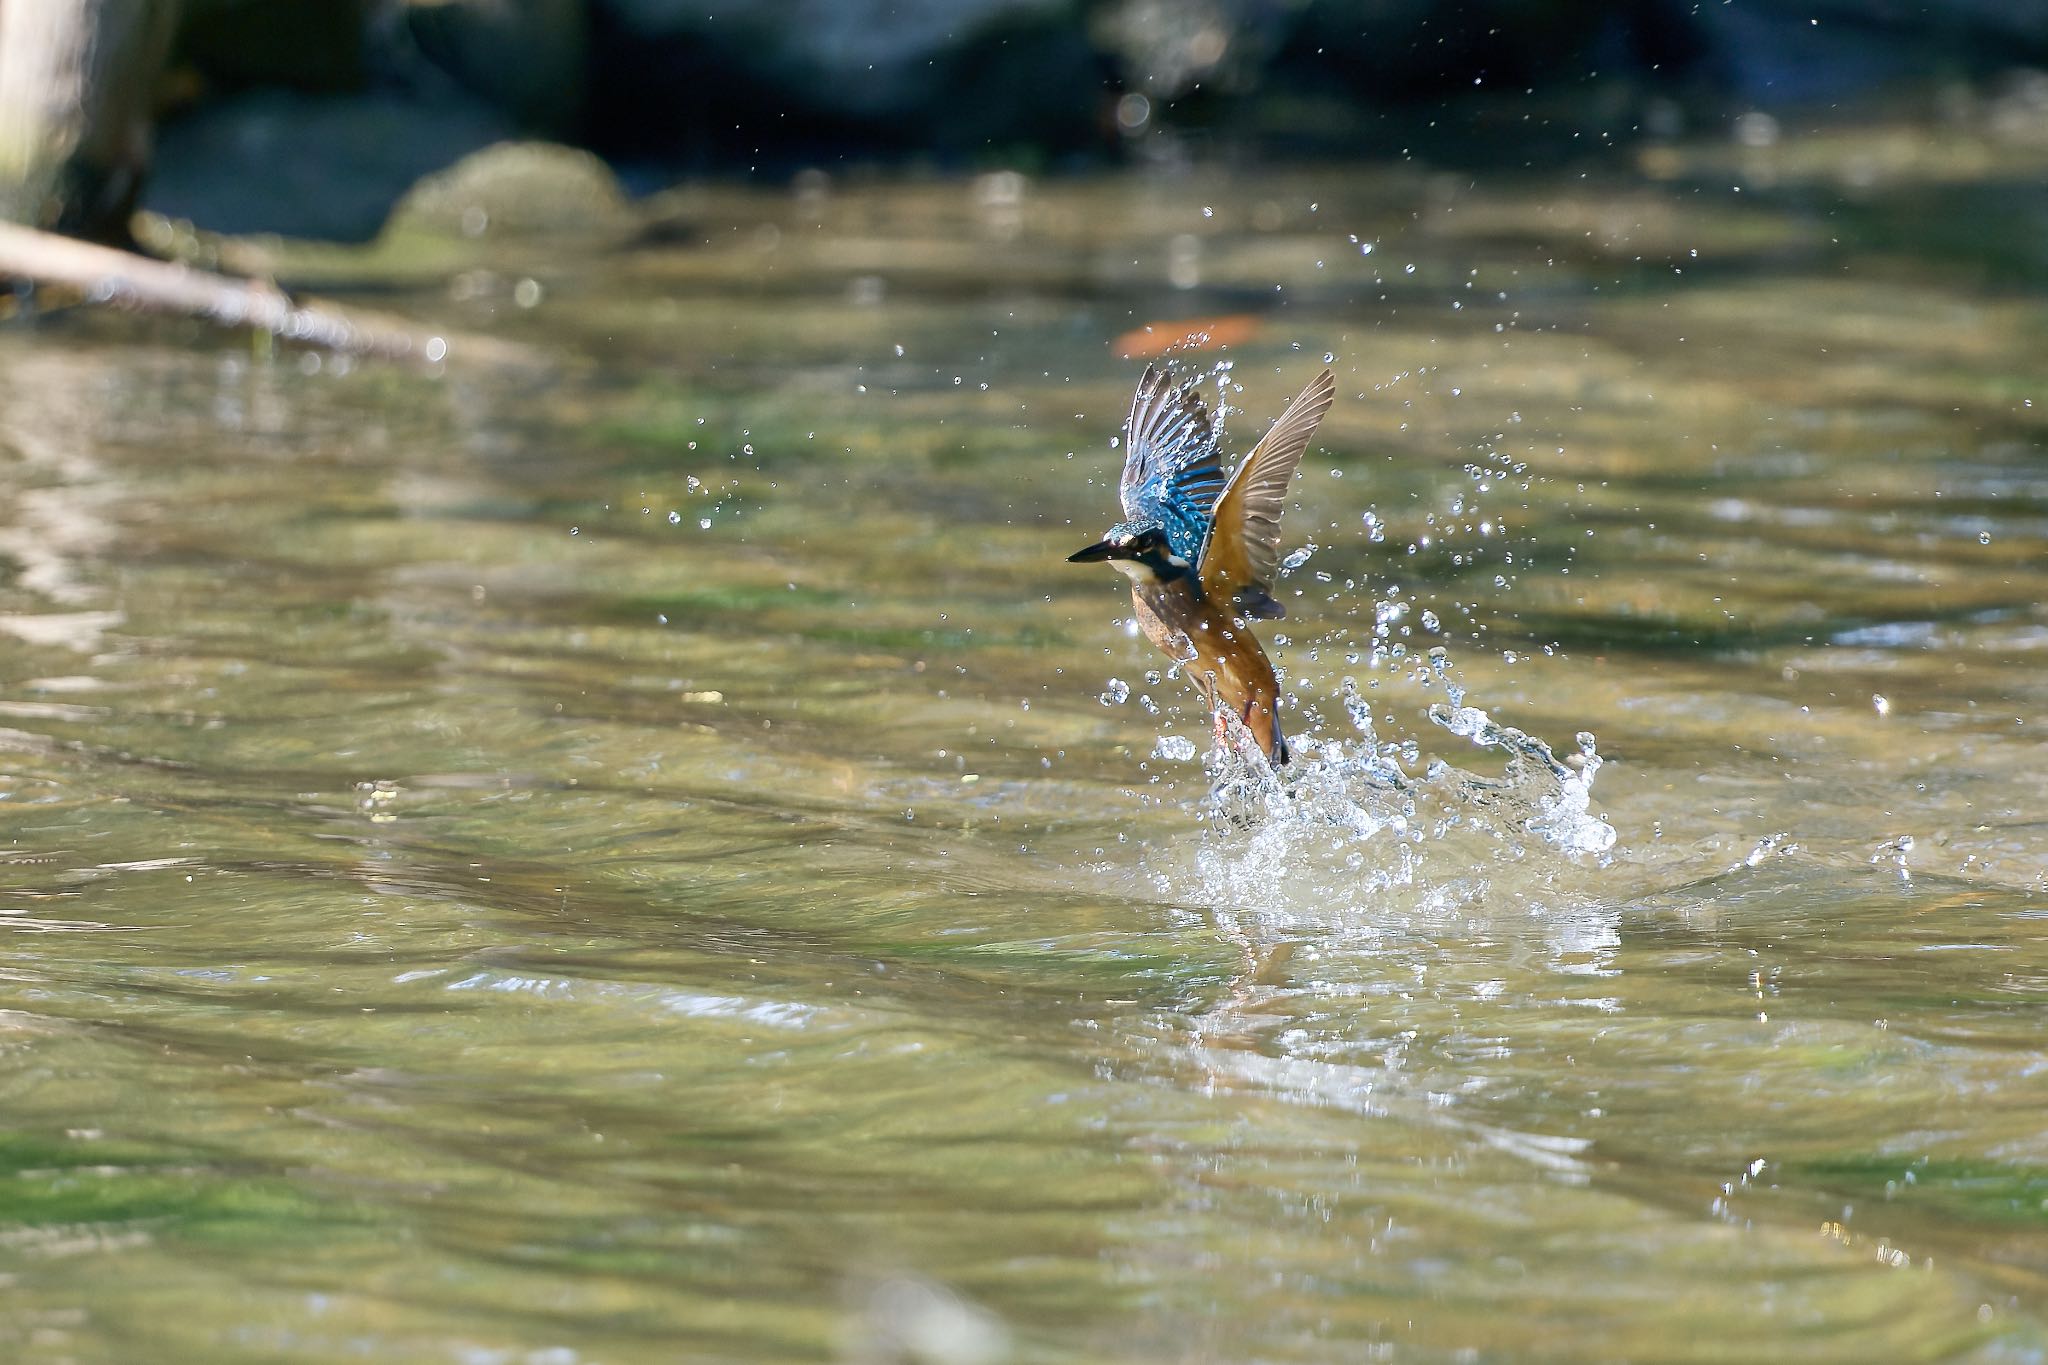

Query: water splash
left=1426, top=704, right=1614, bottom=858
left=1166, top=670, right=1615, bottom=924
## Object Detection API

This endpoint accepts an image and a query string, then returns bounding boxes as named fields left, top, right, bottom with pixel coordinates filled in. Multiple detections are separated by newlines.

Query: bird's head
left=1067, top=521, right=1188, bottom=581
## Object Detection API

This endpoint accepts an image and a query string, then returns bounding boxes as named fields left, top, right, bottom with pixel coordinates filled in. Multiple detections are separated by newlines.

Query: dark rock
left=1689, top=0, right=2048, bottom=105
left=1275, top=0, right=1698, bottom=105
left=147, top=90, right=516, bottom=241
left=600, top=0, right=1068, bottom=117
left=588, top=0, right=1109, bottom=165
left=398, top=0, right=589, bottom=132
left=173, top=0, right=372, bottom=93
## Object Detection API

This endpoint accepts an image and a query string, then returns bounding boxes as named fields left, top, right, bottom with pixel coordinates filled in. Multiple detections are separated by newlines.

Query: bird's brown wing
left=1198, top=369, right=1335, bottom=619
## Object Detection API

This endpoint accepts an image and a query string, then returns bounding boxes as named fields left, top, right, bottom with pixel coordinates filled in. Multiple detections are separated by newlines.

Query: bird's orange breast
left=1129, top=579, right=1285, bottom=758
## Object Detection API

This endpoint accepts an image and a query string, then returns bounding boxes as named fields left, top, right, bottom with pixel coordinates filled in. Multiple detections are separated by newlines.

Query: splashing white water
left=1426, top=704, right=1614, bottom=858
left=1161, top=671, right=1615, bottom=924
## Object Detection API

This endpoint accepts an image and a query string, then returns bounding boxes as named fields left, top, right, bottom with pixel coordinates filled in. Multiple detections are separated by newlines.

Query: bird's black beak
left=1067, top=539, right=1122, bottom=563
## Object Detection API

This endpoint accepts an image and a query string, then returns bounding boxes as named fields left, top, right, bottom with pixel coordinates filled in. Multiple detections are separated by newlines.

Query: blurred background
left=7, top=0, right=2048, bottom=244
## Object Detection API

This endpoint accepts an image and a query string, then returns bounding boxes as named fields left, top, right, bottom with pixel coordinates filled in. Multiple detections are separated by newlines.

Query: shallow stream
left=2, top=136, right=2046, bottom=1361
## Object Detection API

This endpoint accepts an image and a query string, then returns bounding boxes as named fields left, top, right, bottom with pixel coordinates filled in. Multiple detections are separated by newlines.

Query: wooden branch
left=0, top=221, right=519, bottom=363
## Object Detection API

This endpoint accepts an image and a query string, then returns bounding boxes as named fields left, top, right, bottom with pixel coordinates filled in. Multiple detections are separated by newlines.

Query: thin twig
left=0, top=221, right=521, bottom=363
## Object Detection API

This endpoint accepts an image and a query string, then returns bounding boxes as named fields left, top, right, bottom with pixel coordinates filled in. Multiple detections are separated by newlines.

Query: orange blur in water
left=1113, top=315, right=1262, bottom=359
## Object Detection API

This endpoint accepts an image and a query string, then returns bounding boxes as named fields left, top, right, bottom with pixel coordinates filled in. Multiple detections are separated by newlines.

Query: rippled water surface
left=3, top=139, right=2048, bottom=1362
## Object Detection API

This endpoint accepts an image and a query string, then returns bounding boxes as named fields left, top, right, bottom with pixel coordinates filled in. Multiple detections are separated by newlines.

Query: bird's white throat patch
left=1112, top=551, right=1188, bottom=583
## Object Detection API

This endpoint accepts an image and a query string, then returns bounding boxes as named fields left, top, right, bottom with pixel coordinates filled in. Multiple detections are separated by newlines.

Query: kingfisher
left=1069, top=365, right=1336, bottom=764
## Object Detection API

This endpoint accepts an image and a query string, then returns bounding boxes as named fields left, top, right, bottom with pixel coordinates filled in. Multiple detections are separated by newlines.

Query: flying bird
left=1069, top=365, right=1335, bottom=763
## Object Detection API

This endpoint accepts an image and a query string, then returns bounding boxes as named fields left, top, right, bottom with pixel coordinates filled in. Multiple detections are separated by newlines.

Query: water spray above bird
left=1069, top=365, right=1335, bottom=764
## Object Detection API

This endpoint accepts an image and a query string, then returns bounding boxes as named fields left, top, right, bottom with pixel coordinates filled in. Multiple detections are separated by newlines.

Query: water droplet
left=1099, top=678, right=1131, bottom=705
left=1152, top=735, right=1197, bottom=761
left=668, top=511, right=682, bottom=524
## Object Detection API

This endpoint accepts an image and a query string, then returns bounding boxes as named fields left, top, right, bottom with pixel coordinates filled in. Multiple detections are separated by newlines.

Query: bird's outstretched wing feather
left=1198, top=369, right=1335, bottom=619
left=1119, top=366, right=1226, bottom=563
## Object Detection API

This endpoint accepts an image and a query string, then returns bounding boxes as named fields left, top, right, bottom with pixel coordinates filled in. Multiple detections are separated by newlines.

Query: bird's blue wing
left=1119, top=366, right=1226, bottom=563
